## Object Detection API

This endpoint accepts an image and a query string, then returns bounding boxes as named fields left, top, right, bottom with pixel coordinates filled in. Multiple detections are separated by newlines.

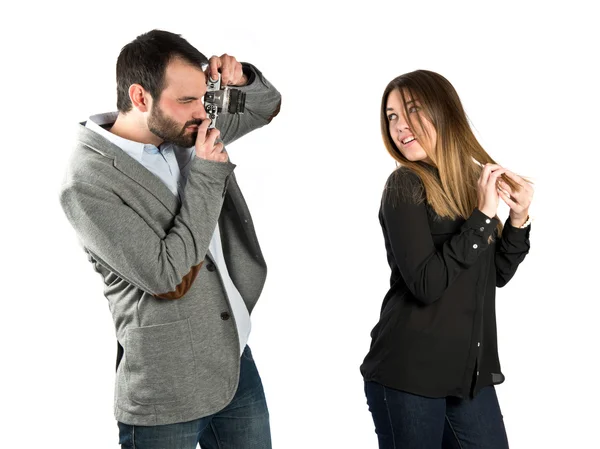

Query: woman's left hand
left=497, top=170, right=534, bottom=227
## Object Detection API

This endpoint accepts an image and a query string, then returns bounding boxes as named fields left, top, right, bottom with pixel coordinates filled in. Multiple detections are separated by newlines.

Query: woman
left=360, top=70, right=533, bottom=449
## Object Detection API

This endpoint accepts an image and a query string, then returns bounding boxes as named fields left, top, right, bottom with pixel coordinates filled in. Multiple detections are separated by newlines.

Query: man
left=60, top=29, right=281, bottom=448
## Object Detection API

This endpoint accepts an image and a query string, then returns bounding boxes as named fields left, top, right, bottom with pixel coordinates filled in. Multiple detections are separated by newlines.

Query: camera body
left=204, top=73, right=246, bottom=129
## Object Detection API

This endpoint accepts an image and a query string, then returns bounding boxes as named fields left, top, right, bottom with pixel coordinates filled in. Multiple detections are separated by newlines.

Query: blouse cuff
left=461, top=209, right=499, bottom=252
left=466, top=209, right=499, bottom=235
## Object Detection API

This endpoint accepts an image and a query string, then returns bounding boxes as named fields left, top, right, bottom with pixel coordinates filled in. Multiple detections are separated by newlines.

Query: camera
left=204, top=73, right=246, bottom=129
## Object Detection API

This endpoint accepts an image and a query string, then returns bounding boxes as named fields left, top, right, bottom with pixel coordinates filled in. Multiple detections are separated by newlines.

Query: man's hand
left=194, top=118, right=228, bottom=163
left=206, top=54, right=247, bottom=86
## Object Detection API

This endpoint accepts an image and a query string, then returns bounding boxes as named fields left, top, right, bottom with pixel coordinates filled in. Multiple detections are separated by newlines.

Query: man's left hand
left=207, top=54, right=247, bottom=86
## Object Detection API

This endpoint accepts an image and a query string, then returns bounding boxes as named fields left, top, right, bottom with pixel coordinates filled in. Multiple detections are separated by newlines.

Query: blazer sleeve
left=495, top=219, right=531, bottom=287
left=60, top=156, right=235, bottom=299
left=381, top=169, right=499, bottom=305
left=218, top=63, right=281, bottom=147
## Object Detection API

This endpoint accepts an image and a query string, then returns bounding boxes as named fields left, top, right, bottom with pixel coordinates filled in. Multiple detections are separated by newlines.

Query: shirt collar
left=86, top=111, right=195, bottom=170
left=86, top=112, right=158, bottom=163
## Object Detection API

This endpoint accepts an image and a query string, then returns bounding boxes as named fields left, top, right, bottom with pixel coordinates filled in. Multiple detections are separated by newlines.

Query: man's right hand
left=195, top=119, right=228, bottom=163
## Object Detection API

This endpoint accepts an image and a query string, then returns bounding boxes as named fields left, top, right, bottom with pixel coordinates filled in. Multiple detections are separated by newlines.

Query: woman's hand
left=477, top=163, right=508, bottom=219
left=497, top=171, right=534, bottom=227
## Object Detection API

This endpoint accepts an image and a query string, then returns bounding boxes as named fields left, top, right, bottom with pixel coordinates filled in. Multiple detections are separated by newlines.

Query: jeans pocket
left=125, top=318, right=197, bottom=405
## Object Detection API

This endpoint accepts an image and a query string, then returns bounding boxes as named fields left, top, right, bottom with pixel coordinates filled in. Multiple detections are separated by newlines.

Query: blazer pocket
left=125, top=318, right=197, bottom=405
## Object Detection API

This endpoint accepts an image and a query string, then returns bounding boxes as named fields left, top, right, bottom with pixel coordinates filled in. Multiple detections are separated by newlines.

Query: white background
left=2, top=0, right=598, bottom=447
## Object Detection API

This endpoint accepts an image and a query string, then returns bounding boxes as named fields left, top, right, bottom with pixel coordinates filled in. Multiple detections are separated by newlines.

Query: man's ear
left=129, top=84, right=151, bottom=112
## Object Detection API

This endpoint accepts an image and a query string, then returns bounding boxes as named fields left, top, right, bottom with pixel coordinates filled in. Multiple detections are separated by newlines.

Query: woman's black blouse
left=360, top=168, right=531, bottom=398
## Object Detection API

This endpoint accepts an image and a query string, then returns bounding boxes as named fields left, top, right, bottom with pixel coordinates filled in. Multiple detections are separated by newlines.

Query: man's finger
left=205, top=128, right=221, bottom=148
left=221, top=64, right=233, bottom=85
left=195, top=119, right=212, bottom=145
left=232, top=65, right=243, bottom=85
left=212, top=142, right=224, bottom=155
left=208, top=56, right=221, bottom=82
left=217, top=54, right=229, bottom=84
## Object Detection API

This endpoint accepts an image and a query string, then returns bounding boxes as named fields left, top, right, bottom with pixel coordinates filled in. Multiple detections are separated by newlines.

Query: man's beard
left=147, top=103, right=201, bottom=148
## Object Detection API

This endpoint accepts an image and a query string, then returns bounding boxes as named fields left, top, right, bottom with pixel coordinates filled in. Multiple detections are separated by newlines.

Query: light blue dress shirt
left=86, top=113, right=251, bottom=355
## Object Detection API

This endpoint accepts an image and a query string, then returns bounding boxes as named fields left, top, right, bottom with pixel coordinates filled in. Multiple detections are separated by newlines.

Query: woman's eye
left=387, top=113, right=397, bottom=121
left=408, top=106, right=420, bottom=113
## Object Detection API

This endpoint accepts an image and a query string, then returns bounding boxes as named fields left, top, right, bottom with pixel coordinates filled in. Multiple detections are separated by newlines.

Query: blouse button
left=485, top=219, right=491, bottom=224
left=479, top=227, right=485, bottom=231
left=473, top=244, right=478, bottom=249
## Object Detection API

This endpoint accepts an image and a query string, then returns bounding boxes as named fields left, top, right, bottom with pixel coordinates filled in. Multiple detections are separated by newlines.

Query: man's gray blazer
left=60, top=64, right=281, bottom=426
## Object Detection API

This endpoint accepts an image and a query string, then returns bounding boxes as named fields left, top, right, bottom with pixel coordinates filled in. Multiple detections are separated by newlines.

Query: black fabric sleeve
left=381, top=169, right=499, bottom=304
left=495, top=219, right=531, bottom=287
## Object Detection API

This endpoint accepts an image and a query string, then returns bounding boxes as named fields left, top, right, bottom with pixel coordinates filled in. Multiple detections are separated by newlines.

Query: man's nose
left=192, top=103, right=208, bottom=121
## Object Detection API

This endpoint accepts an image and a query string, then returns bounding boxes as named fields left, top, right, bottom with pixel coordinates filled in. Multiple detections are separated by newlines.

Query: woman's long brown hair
left=381, top=70, right=520, bottom=232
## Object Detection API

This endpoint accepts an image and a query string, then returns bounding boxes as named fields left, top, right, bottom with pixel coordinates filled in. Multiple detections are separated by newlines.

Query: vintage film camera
left=203, top=73, right=246, bottom=129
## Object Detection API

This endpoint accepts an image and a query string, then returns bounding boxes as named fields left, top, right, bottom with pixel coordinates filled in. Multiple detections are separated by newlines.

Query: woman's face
left=386, top=89, right=436, bottom=164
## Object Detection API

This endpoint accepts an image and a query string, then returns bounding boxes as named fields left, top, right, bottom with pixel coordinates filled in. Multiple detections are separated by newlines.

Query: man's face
left=147, top=57, right=208, bottom=148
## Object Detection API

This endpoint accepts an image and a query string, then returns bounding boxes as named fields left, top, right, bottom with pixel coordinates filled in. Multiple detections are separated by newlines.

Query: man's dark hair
left=116, top=30, right=209, bottom=113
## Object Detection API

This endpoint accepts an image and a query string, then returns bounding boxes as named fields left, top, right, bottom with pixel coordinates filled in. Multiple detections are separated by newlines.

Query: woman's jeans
left=365, top=381, right=509, bottom=449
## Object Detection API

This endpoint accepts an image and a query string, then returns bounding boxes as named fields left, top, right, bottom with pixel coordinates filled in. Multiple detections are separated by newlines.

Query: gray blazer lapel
left=77, top=124, right=179, bottom=215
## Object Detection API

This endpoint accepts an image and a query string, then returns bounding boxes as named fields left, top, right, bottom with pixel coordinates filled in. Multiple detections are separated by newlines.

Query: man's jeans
left=118, top=346, right=271, bottom=449
left=365, top=381, right=509, bottom=449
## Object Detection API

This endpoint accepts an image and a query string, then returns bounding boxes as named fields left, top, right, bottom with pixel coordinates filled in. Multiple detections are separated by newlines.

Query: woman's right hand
left=477, top=163, right=507, bottom=218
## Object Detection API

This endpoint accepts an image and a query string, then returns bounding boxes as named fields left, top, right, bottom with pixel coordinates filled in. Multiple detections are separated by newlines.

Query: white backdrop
left=2, top=1, right=598, bottom=447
